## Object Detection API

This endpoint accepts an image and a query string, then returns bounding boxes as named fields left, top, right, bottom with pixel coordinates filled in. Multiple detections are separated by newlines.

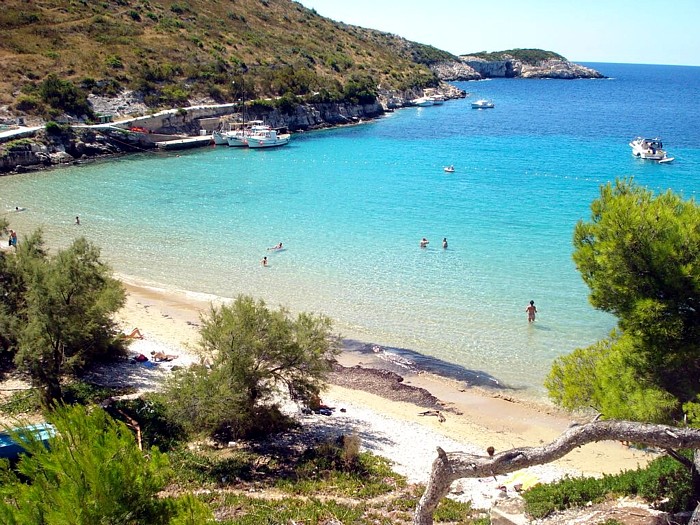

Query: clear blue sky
left=297, top=0, right=700, bottom=67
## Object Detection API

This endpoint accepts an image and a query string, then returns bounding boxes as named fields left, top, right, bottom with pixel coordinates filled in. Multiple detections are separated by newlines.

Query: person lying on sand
left=123, top=328, right=144, bottom=339
left=150, top=350, right=179, bottom=362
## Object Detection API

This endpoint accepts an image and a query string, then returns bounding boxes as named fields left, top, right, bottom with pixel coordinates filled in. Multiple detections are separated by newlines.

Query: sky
left=297, top=0, right=700, bottom=67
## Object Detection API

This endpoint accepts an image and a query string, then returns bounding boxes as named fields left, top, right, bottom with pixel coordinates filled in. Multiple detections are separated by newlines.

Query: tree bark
left=413, top=420, right=700, bottom=525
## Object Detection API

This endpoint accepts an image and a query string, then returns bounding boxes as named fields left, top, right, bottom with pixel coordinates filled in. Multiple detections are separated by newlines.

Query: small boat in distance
left=471, top=99, right=495, bottom=109
left=629, top=137, right=674, bottom=163
left=444, top=165, right=455, bottom=173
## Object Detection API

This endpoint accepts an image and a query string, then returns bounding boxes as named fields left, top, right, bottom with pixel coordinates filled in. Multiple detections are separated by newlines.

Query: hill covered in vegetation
left=0, top=0, right=455, bottom=119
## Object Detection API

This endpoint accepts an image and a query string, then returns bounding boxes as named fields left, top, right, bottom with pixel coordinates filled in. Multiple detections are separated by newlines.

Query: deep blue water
left=2, top=63, right=698, bottom=396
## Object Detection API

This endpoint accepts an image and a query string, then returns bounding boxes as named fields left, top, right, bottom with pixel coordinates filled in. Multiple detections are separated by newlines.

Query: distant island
left=430, top=48, right=605, bottom=81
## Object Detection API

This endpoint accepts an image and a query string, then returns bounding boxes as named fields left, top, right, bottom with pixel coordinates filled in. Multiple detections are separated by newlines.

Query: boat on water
left=629, top=137, right=674, bottom=163
left=429, top=95, right=445, bottom=105
left=444, top=165, right=455, bottom=173
left=246, top=128, right=291, bottom=148
left=226, top=120, right=268, bottom=147
left=211, top=128, right=229, bottom=145
left=471, top=99, right=495, bottom=109
left=411, top=97, right=434, bottom=107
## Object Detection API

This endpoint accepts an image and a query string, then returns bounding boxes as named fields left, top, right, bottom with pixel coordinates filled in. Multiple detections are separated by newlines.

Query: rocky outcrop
left=429, top=61, right=482, bottom=81
left=431, top=56, right=604, bottom=81
left=519, top=58, right=604, bottom=79
left=0, top=128, right=153, bottom=173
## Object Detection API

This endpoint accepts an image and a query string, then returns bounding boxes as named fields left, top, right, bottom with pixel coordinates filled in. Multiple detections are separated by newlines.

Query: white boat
left=444, top=165, right=455, bottom=173
left=412, top=97, right=434, bottom=107
left=246, top=128, right=291, bottom=148
left=471, top=99, right=494, bottom=109
left=429, top=95, right=445, bottom=105
left=226, top=120, right=268, bottom=147
left=629, top=137, right=674, bottom=163
left=212, top=128, right=229, bottom=145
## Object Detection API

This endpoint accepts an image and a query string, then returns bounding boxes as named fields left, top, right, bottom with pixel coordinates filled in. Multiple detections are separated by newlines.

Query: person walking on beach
left=525, top=300, right=537, bottom=323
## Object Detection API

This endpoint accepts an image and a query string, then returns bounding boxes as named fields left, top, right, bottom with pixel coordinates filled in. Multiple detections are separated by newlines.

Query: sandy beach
left=107, top=280, right=656, bottom=508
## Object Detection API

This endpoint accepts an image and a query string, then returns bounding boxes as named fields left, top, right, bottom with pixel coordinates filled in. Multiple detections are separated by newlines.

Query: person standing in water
left=442, top=237, right=448, bottom=249
left=75, top=216, right=80, bottom=225
left=525, top=300, right=537, bottom=323
left=261, top=256, right=268, bottom=267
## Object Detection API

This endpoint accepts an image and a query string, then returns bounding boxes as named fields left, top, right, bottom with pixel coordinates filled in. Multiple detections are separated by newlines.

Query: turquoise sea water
left=2, top=63, right=699, bottom=396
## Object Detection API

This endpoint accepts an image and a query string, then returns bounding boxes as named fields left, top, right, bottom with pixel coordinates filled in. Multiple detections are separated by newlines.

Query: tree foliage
left=37, top=74, right=95, bottom=119
left=163, top=295, right=340, bottom=440
left=0, top=231, right=126, bottom=407
left=0, top=404, right=214, bottom=524
left=546, top=179, right=700, bottom=423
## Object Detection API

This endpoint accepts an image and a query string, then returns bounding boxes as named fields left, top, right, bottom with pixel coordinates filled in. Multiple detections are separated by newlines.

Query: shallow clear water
left=2, top=63, right=699, bottom=395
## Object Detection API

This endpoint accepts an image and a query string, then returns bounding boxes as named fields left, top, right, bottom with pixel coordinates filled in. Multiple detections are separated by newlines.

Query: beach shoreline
left=114, top=280, right=655, bottom=483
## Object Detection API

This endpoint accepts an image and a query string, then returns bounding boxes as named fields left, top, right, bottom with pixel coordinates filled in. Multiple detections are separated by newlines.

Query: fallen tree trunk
left=414, top=420, right=700, bottom=525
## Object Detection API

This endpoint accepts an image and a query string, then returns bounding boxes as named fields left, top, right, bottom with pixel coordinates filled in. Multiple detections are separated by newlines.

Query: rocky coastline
left=0, top=82, right=466, bottom=175
left=431, top=56, right=605, bottom=81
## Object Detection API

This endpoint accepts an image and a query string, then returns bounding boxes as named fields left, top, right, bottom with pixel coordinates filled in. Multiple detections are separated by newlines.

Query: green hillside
left=0, top=0, right=455, bottom=115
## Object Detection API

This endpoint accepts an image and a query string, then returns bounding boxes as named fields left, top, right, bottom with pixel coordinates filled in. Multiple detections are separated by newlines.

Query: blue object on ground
left=0, top=422, right=56, bottom=461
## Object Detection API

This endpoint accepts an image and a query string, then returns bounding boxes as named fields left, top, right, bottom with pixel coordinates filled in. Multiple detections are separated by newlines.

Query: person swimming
left=267, top=242, right=283, bottom=251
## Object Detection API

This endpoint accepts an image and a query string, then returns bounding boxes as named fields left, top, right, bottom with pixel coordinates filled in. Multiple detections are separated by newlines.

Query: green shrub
left=14, top=95, right=42, bottom=112
left=105, top=54, right=123, bottom=69
left=522, top=452, right=694, bottom=519
left=38, top=74, right=94, bottom=118
left=0, top=405, right=214, bottom=524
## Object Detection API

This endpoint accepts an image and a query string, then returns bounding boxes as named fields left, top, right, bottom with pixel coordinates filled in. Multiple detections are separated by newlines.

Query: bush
left=44, top=120, right=71, bottom=136
left=13, top=95, right=43, bottom=113
left=0, top=405, right=214, bottom=524
left=162, top=296, right=339, bottom=442
left=38, top=74, right=94, bottom=119
left=522, top=452, right=694, bottom=519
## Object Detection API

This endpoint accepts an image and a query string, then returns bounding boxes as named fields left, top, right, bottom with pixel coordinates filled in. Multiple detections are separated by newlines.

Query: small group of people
left=419, top=237, right=449, bottom=249
left=261, top=242, right=284, bottom=266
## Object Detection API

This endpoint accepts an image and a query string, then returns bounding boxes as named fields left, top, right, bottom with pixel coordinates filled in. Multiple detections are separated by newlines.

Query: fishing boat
left=226, top=120, right=269, bottom=147
left=629, top=137, right=674, bottom=163
left=246, top=128, right=291, bottom=148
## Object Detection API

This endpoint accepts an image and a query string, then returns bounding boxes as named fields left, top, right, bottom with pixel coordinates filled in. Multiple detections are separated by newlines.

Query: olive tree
left=163, top=295, right=340, bottom=439
left=546, top=179, right=700, bottom=424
